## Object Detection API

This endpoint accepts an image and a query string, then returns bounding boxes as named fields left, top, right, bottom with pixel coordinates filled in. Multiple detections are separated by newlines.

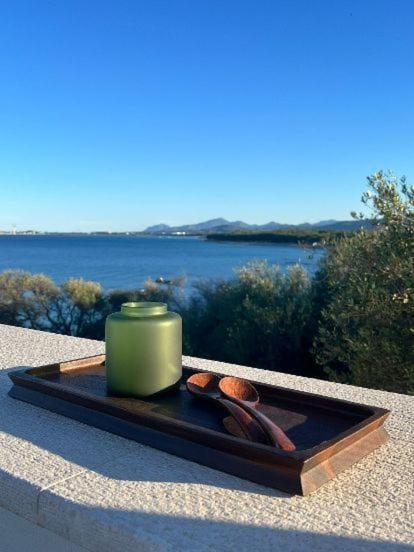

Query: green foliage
left=182, top=261, right=321, bottom=376
left=0, top=270, right=185, bottom=340
left=62, top=279, right=101, bottom=310
left=0, top=271, right=58, bottom=327
left=314, top=172, right=414, bottom=394
left=0, top=271, right=104, bottom=336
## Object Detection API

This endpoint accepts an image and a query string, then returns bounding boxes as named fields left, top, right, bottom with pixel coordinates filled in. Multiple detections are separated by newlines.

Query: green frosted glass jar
left=105, top=301, right=182, bottom=397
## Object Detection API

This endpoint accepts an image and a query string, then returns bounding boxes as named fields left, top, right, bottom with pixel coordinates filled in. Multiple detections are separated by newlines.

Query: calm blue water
left=0, top=235, right=324, bottom=291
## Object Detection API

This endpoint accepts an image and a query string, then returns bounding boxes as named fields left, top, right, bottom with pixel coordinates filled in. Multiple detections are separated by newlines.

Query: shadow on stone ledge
left=36, top=501, right=413, bottom=552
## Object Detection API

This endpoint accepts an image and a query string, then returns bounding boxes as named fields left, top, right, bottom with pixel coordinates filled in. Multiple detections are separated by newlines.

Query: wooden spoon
left=218, top=376, right=296, bottom=452
left=186, top=372, right=268, bottom=444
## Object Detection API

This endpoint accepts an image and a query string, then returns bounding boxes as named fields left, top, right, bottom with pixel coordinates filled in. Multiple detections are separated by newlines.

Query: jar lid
left=121, top=302, right=167, bottom=317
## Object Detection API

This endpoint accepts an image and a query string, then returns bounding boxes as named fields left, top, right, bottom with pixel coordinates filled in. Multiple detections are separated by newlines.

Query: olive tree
left=314, top=172, right=414, bottom=394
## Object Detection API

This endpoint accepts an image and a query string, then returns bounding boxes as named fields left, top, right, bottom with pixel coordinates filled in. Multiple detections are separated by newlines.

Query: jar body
left=105, top=302, right=182, bottom=397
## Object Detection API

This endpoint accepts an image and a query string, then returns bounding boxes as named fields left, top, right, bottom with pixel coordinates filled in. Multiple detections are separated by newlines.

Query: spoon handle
left=218, top=398, right=268, bottom=444
left=231, top=399, right=296, bottom=452
left=251, top=407, right=296, bottom=451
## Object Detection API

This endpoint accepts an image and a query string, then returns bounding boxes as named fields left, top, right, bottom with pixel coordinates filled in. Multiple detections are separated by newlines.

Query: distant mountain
left=143, top=218, right=372, bottom=234
left=185, top=218, right=235, bottom=231
left=312, top=219, right=339, bottom=228
left=259, top=221, right=294, bottom=230
left=145, top=218, right=253, bottom=234
left=145, top=223, right=171, bottom=233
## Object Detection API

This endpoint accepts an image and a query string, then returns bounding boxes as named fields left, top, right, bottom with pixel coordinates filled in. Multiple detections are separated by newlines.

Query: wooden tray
left=8, top=355, right=390, bottom=495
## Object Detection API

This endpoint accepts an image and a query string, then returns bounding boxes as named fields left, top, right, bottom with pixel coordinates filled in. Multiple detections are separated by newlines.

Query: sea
left=0, top=235, right=324, bottom=292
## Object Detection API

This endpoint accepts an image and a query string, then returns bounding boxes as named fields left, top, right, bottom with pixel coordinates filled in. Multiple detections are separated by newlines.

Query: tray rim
left=8, top=354, right=390, bottom=468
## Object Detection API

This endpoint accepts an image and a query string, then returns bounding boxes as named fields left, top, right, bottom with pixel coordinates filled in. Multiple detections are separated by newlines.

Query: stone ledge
left=0, top=324, right=413, bottom=551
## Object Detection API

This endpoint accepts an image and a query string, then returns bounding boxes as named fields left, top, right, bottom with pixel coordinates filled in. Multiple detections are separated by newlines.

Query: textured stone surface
left=0, top=325, right=134, bottom=521
left=0, top=506, right=86, bottom=551
left=0, top=324, right=413, bottom=551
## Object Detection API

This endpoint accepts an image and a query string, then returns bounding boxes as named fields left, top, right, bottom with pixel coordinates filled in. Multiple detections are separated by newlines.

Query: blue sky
left=0, top=1, right=413, bottom=231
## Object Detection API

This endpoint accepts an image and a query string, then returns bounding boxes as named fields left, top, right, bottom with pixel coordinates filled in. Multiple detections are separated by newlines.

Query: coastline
left=0, top=230, right=339, bottom=246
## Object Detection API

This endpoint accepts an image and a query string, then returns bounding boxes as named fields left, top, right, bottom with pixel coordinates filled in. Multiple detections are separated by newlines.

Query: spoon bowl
left=186, top=372, right=221, bottom=400
left=186, top=372, right=268, bottom=444
left=219, top=376, right=296, bottom=452
left=219, top=376, right=259, bottom=406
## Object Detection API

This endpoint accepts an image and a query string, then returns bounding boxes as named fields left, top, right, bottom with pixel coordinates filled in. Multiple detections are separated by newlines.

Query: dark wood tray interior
left=32, top=363, right=375, bottom=452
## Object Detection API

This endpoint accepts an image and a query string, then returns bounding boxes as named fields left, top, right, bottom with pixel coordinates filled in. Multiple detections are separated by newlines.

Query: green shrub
left=0, top=270, right=105, bottom=336
left=182, top=261, right=321, bottom=376
left=0, top=271, right=185, bottom=340
left=314, top=172, right=414, bottom=394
